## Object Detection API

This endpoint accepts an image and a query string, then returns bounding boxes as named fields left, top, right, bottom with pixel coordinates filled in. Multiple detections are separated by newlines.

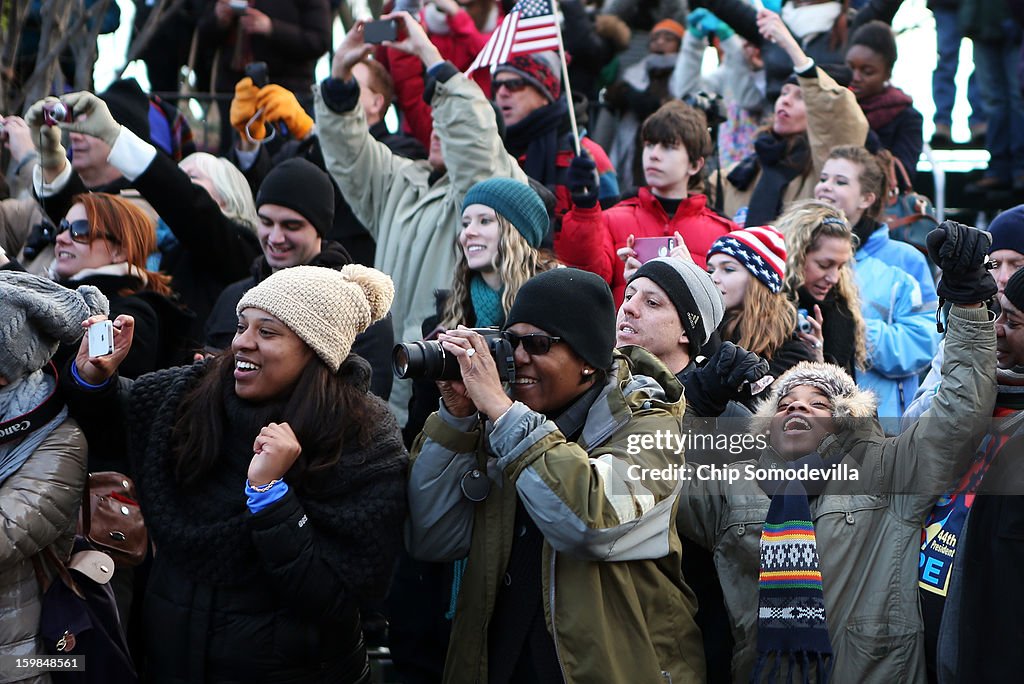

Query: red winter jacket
left=556, top=188, right=735, bottom=304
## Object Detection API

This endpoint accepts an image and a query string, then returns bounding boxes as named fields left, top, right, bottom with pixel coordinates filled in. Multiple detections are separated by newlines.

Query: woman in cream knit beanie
left=237, top=264, right=395, bottom=372
left=66, top=263, right=407, bottom=683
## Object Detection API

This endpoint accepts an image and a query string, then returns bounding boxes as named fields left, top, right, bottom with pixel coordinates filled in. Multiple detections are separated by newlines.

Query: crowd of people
left=1, top=0, right=1022, bottom=682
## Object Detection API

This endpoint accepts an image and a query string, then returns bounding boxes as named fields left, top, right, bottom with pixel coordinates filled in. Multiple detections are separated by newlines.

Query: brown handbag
left=78, top=472, right=148, bottom=568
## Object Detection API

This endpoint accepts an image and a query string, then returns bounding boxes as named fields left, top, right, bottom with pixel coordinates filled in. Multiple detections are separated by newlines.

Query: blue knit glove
left=567, top=153, right=599, bottom=209
left=687, top=8, right=713, bottom=39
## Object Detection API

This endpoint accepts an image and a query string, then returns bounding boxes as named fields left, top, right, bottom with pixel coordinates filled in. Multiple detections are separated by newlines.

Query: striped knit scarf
left=753, top=475, right=833, bottom=683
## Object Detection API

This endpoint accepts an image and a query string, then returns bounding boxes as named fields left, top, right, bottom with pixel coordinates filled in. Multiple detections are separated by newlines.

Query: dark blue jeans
left=973, top=36, right=1024, bottom=180
left=931, top=8, right=986, bottom=129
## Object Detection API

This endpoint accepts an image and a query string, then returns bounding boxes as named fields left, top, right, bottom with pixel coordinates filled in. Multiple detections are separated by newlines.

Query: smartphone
left=244, top=61, right=269, bottom=88
left=88, top=320, right=114, bottom=358
left=229, top=0, right=248, bottom=14
left=363, top=18, right=398, bottom=44
left=632, top=236, right=676, bottom=264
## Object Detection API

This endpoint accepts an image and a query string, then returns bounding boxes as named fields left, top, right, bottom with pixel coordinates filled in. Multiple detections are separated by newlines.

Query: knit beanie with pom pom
left=237, top=264, right=395, bottom=371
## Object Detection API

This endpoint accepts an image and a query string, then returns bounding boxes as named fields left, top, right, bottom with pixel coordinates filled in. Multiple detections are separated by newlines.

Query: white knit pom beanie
left=237, top=265, right=395, bottom=371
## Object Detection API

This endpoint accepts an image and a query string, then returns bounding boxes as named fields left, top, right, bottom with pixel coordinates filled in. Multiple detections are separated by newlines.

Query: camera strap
left=0, top=363, right=65, bottom=446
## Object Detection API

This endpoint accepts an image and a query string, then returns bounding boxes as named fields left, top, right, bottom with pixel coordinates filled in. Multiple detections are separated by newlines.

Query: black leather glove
left=567, top=153, right=599, bottom=209
left=601, top=81, right=632, bottom=112
left=682, top=342, right=770, bottom=417
left=927, top=220, right=997, bottom=305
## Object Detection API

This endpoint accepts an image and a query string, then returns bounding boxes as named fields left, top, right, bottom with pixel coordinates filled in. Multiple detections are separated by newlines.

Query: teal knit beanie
left=462, top=178, right=548, bottom=248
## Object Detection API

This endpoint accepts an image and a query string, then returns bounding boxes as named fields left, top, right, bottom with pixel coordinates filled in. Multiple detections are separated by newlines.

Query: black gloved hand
left=600, top=81, right=632, bottom=112
left=682, top=342, right=770, bottom=417
left=927, top=221, right=997, bottom=305
left=567, top=153, right=599, bottom=209
left=926, top=220, right=991, bottom=273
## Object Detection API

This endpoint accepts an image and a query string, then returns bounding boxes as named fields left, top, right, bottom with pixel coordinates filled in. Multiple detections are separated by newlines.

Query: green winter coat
left=407, top=346, right=706, bottom=683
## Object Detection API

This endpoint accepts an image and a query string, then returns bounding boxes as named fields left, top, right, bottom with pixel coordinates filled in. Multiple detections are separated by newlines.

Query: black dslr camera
left=683, top=91, right=727, bottom=130
left=22, top=218, right=57, bottom=260
left=392, top=328, right=515, bottom=382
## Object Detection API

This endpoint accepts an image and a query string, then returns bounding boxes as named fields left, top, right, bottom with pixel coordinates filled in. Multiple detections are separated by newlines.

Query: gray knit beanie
left=629, top=257, right=725, bottom=357
left=237, top=264, right=395, bottom=372
left=0, top=271, right=109, bottom=381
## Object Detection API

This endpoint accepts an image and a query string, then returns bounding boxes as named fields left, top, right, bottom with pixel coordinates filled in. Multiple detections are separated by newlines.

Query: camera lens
left=391, top=341, right=460, bottom=380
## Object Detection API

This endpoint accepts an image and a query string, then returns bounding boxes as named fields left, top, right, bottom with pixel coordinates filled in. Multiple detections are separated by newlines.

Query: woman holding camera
left=407, top=267, right=706, bottom=683
left=52, top=192, right=190, bottom=383
left=705, top=224, right=815, bottom=379
left=63, top=264, right=408, bottom=683
left=776, top=200, right=866, bottom=378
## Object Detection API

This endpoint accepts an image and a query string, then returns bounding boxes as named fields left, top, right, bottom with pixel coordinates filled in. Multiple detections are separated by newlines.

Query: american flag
left=466, top=0, right=561, bottom=74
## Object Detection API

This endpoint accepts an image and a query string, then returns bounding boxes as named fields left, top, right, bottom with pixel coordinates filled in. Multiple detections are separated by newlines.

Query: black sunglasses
left=491, top=77, right=530, bottom=97
left=57, top=219, right=116, bottom=244
left=501, top=331, right=561, bottom=355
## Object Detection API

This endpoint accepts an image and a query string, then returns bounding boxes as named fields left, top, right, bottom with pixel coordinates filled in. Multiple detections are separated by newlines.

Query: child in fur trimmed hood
left=676, top=221, right=998, bottom=682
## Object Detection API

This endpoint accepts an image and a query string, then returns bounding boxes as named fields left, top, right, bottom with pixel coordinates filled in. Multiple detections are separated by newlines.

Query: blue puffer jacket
left=854, top=252, right=940, bottom=428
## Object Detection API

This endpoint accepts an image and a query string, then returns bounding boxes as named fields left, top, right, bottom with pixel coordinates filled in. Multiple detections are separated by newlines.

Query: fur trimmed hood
left=751, top=361, right=878, bottom=435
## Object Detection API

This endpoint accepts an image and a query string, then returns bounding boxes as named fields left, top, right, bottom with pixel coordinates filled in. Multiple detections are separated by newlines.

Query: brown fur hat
left=751, top=361, right=877, bottom=434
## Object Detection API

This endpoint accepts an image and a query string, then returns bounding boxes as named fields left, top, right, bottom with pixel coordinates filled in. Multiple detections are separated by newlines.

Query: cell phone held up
left=632, top=236, right=676, bottom=264
left=363, top=18, right=398, bottom=44
left=88, top=320, right=114, bottom=358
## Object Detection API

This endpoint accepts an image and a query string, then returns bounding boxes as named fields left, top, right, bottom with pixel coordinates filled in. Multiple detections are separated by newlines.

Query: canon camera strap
left=0, top=362, right=65, bottom=446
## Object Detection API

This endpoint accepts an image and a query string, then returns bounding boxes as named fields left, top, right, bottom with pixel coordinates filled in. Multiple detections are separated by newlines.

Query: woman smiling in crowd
left=706, top=224, right=814, bottom=378
left=776, top=200, right=867, bottom=377
left=407, top=268, right=705, bottom=683
left=53, top=193, right=185, bottom=379
left=677, top=221, right=997, bottom=682
left=64, top=264, right=408, bottom=683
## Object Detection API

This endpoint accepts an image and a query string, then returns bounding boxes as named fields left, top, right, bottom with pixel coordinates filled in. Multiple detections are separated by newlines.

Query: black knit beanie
left=99, top=78, right=151, bottom=141
left=255, top=158, right=335, bottom=237
left=1005, top=268, right=1024, bottom=312
left=504, top=268, right=616, bottom=370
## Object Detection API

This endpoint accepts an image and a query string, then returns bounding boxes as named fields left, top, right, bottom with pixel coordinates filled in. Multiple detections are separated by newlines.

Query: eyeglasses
left=491, top=77, right=530, bottom=97
left=57, top=219, right=116, bottom=244
left=501, top=331, right=561, bottom=355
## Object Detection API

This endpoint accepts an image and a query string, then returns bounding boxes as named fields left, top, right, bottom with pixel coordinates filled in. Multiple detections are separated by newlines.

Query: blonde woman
left=706, top=224, right=815, bottom=378
left=405, top=177, right=551, bottom=442
left=776, top=199, right=867, bottom=377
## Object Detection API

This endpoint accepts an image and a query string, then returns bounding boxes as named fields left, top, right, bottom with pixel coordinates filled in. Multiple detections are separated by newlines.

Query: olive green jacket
left=408, top=346, right=705, bottom=683
left=676, top=305, right=996, bottom=683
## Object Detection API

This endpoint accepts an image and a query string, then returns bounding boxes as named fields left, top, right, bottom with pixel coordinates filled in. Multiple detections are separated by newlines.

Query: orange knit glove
left=230, top=77, right=266, bottom=141
left=257, top=84, right=314, bottom=140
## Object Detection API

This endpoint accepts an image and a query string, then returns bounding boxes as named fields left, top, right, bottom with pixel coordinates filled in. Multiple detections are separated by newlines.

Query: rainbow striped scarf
left=753, top=476, right=833, bottom=683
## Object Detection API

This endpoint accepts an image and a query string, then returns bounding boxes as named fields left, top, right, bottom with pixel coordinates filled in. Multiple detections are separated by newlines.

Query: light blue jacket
left=855, top=252, right=940, bottom=427
left=859, top=225, right=938, bottom=304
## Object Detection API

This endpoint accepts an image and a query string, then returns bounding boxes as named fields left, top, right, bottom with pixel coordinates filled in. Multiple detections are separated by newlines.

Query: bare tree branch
left=16, top=0, right=111, bottom=112
left=117, top=0, right=189, bottom=80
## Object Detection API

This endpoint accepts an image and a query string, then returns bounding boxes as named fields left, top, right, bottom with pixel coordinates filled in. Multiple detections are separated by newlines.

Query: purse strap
left=80, top=474, right=94, bottom=539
